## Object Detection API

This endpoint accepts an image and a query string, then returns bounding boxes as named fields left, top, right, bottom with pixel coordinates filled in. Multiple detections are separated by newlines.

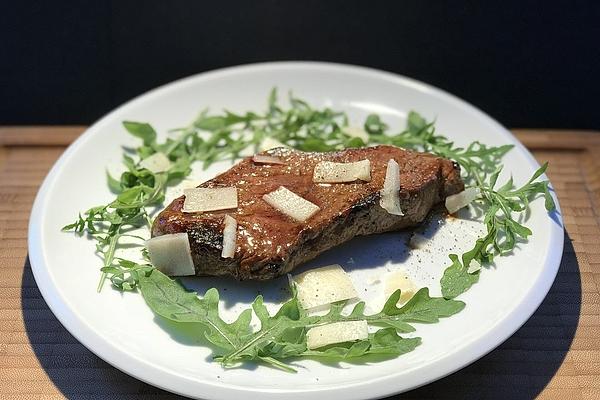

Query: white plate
left=28, top=62, right=563, bottom=399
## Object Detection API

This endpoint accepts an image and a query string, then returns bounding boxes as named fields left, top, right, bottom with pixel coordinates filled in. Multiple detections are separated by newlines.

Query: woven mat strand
left=0, top=128, right=599, bottom=400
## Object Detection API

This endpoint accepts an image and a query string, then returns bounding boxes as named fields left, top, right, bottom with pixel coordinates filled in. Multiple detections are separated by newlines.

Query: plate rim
left=27, top=61, right=564, bottom=400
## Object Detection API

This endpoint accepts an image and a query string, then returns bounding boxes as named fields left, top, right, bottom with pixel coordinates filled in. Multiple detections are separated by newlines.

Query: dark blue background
left=1, top=1, right=599, bottom=128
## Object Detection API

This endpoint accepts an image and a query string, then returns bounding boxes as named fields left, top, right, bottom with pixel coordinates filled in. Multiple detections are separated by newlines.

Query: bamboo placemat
left=1, top=127, right=599, bottom=400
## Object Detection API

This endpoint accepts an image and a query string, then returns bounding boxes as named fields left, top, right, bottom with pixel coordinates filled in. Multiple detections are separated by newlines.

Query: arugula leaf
left=440, top=254, right=481, bottom=299
left=218, top=295, right=305, bottom=371
left=102, top=260, right=153, bottom=291
left=407, top=111, right=427, bottom=134
left=378, top=288, right=466, bottom=323
left=303, top=329, right=421, bottom=359
left=122, top=121, right=157, bottom=147
left=138, top=269, right=253, bottom=352
left=440, top=162, right=555, bottom=298
left=138, top=269, right=305, bottom=371
left=106, top=170, right=122, bottom=193
left=364, top=114, right=388, bottom=135
left=138, top=270, right=462, bottom=371
left=308, top=288, right=465, bottom=333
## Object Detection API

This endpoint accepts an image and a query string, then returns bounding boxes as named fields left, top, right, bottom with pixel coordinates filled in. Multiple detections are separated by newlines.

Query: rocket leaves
left=370, top=110, right=555, bottom=298
left=138, top=269, right=462, bottom=371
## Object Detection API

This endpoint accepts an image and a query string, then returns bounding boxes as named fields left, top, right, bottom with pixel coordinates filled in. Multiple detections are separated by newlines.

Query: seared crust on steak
left=152, top=145, right=463, bottom=280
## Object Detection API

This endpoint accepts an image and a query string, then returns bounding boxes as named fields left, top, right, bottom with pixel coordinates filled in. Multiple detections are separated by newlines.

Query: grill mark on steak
left=152, top=145, right=464, bottom=280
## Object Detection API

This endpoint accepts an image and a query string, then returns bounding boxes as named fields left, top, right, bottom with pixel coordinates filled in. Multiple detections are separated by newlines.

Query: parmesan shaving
left=445, top=187, right=479, bottom=214
left=146, top=233, right=195, bottom=276
left=181, top=180, right=202, bottom=189
left=306, top=321, right=368, bottom=349
left=380, top=159, right=404, bottom=215
left=263, top=186, right=320, bottom=222
left=293, top=264, right=358, bottom=309
left=342, top=126, right=369, bottom=143
left=252, top=154, right=285, bottom=165
left=221, top=215, right=237, bottom=258
left=384, top=269, right=417, bottom=305
left=139, top=152, right=171, bottom=173
left=182, top=187, right=238, bottom=213
left=313, top=160, right=371, bottom=183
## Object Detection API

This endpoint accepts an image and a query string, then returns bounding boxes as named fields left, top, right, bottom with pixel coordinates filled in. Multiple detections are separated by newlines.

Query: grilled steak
left=152, top=145, right=464, bottom=280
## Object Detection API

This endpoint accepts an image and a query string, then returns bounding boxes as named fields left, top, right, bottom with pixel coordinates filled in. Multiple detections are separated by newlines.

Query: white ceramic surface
left=28, top=62, right=563, bottom=400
